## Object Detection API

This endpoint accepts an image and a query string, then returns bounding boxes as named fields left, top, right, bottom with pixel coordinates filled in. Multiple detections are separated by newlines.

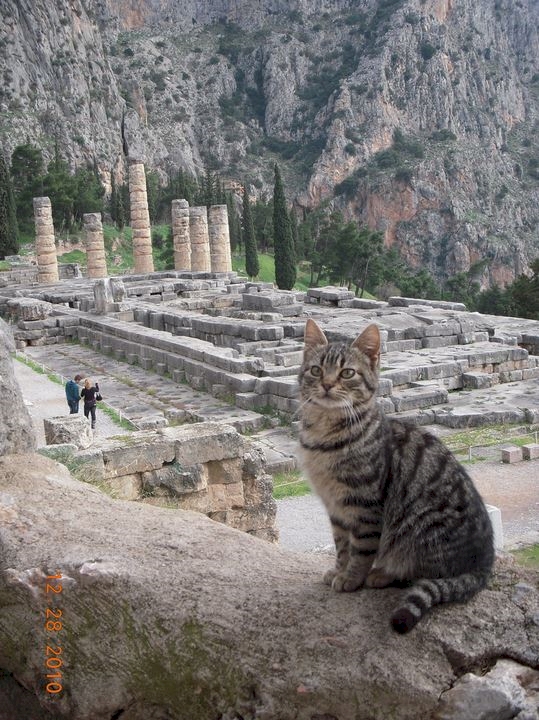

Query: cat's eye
left=310, top=366, right=322, bottom=377
left=340, top=368, right=356, bottom=379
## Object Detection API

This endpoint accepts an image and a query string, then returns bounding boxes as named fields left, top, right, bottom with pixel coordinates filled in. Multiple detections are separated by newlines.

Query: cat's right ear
left=303, top=318, right=328, bottom=355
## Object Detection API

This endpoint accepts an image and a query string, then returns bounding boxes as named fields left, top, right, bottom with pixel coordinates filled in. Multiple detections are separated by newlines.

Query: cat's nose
left=322, top=382, right=332, bottom=392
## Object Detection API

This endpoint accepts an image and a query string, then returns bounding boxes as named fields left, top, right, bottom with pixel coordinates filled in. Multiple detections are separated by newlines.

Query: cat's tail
left=391, top=572, right=489, bottom=634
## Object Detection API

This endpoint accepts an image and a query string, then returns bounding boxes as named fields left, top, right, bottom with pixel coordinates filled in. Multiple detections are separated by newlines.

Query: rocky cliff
left=1, top=0, right=538, bottom=286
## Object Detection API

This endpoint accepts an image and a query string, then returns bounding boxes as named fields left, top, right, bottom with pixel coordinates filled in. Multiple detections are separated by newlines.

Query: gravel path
left=13, top=358, right=125, bottom=445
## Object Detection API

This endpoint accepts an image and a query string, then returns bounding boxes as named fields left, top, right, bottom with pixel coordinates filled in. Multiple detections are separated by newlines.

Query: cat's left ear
left=352, top=324, right=381, bottom=369
left=303, top=318, right=328, bottom=355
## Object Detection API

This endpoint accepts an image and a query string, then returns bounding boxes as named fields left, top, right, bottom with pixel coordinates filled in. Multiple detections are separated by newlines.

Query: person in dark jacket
left=81, top=378, right=100, bottom=429
left=65, top=374, right=83, bottom=414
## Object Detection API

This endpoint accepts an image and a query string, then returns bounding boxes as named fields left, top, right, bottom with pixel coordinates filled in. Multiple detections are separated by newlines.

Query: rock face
left=1, top=0, right=539, bottom=286
left=0, top=319, right=36, bottom=455
left=0, top=454, right=538, bottom=720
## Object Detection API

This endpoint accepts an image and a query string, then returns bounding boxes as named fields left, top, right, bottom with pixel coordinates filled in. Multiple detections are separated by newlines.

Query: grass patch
left=443, top=424, right=536, bottom=452
left=14, top=353, right=64, bottom=385
left=511, top=544, right=539, bottom=569
left=57, top=249, right=87, bottom=265
left=272, top=470, right=311, bottom=499
left=100, top=404, right=136, bottom=430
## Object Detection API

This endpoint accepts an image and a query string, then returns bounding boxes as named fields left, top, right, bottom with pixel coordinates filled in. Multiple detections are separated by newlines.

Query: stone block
left=392, top=386, right=448, bottom=412
left=161, top=422, right=244, bottom=466
left=462, top=372, right=494, bottom=389
left=101, top=433, right=176, bottom=478
left=421, top=335, right=459, bottom=348
left=522, top=444, right=539, bottom=460
left=141, top=463, right=207, bottom=496
left=208, top=481, right=245, bottom=512
left=70, top=447, right=106, bottom=482
left=485, top=505, right=504, bottom=550
left=501, top=446, right=522, bottom=464
left=44, top=416, right=93, bottom=449
left=206, top=457, right=243, bottom=485
left=103, top=474, right=143, bottom=501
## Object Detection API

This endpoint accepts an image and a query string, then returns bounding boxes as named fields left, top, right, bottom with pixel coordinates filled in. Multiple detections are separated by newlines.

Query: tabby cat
left=298, top=319, right=494, bottom=633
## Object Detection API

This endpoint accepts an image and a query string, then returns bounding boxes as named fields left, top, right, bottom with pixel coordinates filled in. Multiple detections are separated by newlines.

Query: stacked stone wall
left=47, top=422, right=277, bottom=542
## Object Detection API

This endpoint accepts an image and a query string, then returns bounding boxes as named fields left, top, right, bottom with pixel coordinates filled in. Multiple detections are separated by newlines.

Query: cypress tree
left=226, top=192, right=241, bottom=253
left=272, top=164, right=296, bottom=290
left=242, top=185, right=259, bottom=279
left=0, top=153, right=18, bottom=258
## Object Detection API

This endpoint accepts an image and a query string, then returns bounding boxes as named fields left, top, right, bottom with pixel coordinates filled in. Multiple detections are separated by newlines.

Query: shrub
left=420, top=42, right=437, bottom=60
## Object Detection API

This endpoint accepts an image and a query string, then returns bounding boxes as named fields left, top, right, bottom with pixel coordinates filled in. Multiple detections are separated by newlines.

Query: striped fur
left=298, top=320, right=494, bottom=633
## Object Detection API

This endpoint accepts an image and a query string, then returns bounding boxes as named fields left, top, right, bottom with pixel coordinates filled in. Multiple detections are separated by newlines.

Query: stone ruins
left=2, top=174, right=539, bottom=543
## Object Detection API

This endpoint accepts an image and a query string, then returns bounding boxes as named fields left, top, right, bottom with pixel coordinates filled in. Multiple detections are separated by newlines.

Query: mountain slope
left=1, top=0, right=538, bottom=286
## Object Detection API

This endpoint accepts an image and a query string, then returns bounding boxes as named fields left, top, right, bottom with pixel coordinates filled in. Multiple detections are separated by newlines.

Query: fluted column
left=208, top=204, right=232, bottom=273
left=33, top=197, right=59, bottom=284
left=171, top=199, right=191, bottom=271
left=83, top=212, right=107, bottom=278
left=128, top=159, right=154, bottom=274
left=189, top=206, right=211, bottom=272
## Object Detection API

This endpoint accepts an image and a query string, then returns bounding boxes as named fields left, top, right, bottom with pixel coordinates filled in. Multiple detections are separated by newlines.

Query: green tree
left=42, top=148, right=75, bottom=231
left=443, top=272, right=480, bottom=308
left=146, top=170, right=161, bottom=224
left=0, top=153, right=18, bottom=257
left=272, top=164, right=296, bottom=289
left=226, top=192, right=241, bottom=252
left=73, top=166, right=104, bottom=224
left=10, top=142, right=44, bottom=231
left=110, top=172, right=126, bottom=229
left=252, top=197, right=273, bottom=253
left=475, top=285, right=509, bottom=316
left=242, top=185, right=259, bottom=279
left=506, top=259, right=539, bottom=319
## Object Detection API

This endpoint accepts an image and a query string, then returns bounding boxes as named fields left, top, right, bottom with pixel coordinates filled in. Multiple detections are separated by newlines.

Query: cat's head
left=299, top=319, right=381, bottom=409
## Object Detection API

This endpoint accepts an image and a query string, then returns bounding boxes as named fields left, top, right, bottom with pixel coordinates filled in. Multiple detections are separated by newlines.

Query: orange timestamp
left=44, top=572, right=64, bottom=695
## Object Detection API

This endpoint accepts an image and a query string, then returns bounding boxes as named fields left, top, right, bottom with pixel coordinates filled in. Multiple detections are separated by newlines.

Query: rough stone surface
left=172, top=199, right=191, bottom=271
left=0, top=319, right=36, bottom=455
left=0, top=454, right=538, bottom=720
left=43, top=416, right=93, bottom=450
left=83, top=212, right=107, bottom=279
left=128, top=161, right=154, bottom=274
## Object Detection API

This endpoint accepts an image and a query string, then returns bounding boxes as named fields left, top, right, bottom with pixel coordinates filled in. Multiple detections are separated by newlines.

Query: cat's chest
left=299, top=445, right=349, bottom=510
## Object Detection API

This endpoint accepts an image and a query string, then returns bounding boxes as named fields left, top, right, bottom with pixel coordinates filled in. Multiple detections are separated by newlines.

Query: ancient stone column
left=128, top=159, right=154, bottom=274
left=33, top=197, right=59, bottom=284
left=83, top=213, right=107, bottom=279
left=171, top=199, right=191, bottom=270
left=189, top=206, right=211, bottom=272
left=208, top=204, right=232, bottom=273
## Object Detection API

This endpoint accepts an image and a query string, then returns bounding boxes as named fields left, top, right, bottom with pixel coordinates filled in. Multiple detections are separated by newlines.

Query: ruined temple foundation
left=128, top=160, right=154, bottom=274
left=171, top=199, right=191, bottom=271
left=208, top=204, right=232, bottom=273
left=83, top=212, right=107, bottom=279
left=189, top=206, right=211, bottom=272
left=33, top=197, right=59, bottom=284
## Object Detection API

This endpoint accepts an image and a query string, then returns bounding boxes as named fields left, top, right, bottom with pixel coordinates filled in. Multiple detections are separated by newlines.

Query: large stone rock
left=43, top=416, right=93, bottom=449
left=0, top=453, right=537, bottom=720
left=0, top=320, right=36, bottom=455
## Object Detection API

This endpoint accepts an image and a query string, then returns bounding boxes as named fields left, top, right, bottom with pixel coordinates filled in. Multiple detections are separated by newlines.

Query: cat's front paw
left=331, top=573, right=363, bottom=593
left=323, top=568, right=338, bottom=586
